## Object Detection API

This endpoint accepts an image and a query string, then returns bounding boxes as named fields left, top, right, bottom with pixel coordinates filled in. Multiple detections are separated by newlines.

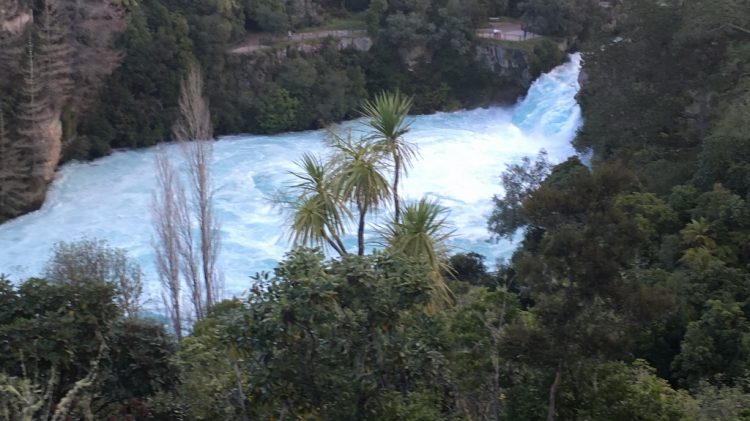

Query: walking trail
left=229, top=23, right=537, bottom=55
left=229, top=29, right=367, bottom=54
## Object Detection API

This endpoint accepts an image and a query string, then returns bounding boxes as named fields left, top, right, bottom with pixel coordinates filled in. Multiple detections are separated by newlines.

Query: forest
left=1, top=0, right=750, bottom=420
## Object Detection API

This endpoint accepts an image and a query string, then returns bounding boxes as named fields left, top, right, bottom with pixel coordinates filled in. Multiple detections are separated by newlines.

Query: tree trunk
left=696, top=86, right=708, bottom=140
left=233, top=360, right=249, bottom=421
left=173, top=63, right=218, bottom=316
left=335, top=236, right=347, bottom=256
left=325, top=235, right=345, bottom=256
left=546, top=369, right=561, bottom=421
left=358, top=201, right=367, bottom=255
left=153, top=151, right=183, bottom=341
left=490, top=354, right=500, bottom=421
left=393, top=155, right=401, bottom=222
left=200, top=196, right=214, bottom=308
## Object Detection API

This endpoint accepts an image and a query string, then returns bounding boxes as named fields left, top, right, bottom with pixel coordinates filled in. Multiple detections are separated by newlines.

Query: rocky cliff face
left=236, top=32, right=373, bottom=58
left=475, top=39, right=568, bottom=92
left=12, top=113, right=63, bottom=220
left=0, top=2, right=43, bottom=222
left=64, top=0, right=128, bottom=108
left=0, top=3, right=31, bottom=34
left=0, top=0, right=126, bottom=223
left=475, top=44, right=535, bottom=88
left=38, top=112, right=63, bottom=184
left=399, top=41, right=431, bottom=70
left=262, top=34, right=372, bottom=59
left=338, top=36, right=373, bottom=52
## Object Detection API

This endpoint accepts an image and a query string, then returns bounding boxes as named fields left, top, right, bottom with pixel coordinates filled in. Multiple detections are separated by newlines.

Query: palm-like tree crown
left=331, top=134, right=391, bottom=255
left=332, top=138, right=391, bottom=208
left=380, top=198, right=455, bottom=305
left=361, top=91, right=416, bottom=221
left=287, top=153, right=349, bottom=255
left=361, top=91, right=417, bottom=167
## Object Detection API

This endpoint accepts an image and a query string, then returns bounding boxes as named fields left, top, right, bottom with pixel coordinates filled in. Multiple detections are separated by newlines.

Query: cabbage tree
left=380, top=198, right=455, bottom=305
left=331, top=135, right=391, bottom=256
left=361, top=91, right=416, bottom=223
left=287, top=153, right=349, bottom=256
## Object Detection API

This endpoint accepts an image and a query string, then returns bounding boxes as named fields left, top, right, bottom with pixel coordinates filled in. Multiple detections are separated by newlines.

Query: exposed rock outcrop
left=14, top=113, right=63, bottom=220
left=399, top=41, right=431, bottom=70
left=0, top=0, right=126, bottom=223
left=475, top=44, right=535, bottom=88
left=475, top=39, right=568, bottom=91
left=0, top=6, right=31, bottom=34
left=62, top=0, right=128, bottom=108
left=231, top=31, right=372, bottom=56
left=38, top=112, right=63, bottom=184
left=339, top=36, right=373, bottom=52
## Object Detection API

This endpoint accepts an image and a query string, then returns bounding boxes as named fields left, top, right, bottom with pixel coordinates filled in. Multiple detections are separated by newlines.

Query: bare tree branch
left=172, top=64, right=213, bottom=143
left=173, top=63, right=221, bottom=312
left=151, top=63, right=220, bottom=335
left=152, top=149, right=183, bottom=340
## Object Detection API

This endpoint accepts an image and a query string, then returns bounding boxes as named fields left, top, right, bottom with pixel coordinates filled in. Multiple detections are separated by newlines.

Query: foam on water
left=0, top=53, right=582, bottom=301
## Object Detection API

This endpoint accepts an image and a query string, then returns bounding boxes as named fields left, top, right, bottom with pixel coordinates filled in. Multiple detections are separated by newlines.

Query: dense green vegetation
left=1, top=0, right=572, bottom=161
left=2, top=0, right=750, bottom=419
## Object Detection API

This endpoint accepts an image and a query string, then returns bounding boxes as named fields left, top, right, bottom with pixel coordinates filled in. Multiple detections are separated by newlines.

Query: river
left=0, top=53, right=582, bottom=302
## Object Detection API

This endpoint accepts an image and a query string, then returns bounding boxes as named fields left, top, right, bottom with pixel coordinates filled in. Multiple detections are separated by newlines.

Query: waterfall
left=0, top=53, right=582, bottom=301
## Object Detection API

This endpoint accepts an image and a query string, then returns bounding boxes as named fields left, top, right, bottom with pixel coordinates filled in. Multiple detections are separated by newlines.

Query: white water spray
left=0, top=53, right=582, bottom=301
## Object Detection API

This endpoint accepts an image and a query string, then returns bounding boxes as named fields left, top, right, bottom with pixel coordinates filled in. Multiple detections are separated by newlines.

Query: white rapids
left=0, top=53, right=583, bottom=302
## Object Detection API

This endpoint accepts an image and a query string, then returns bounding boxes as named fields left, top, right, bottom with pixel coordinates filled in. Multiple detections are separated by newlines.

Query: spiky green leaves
left=380, top=198, right=455, bottom=305
left=361, top=90, right=417, bottom=171
left=361, top=90, right=416, bottom=222
left=287, top=153, right=350, bottom=256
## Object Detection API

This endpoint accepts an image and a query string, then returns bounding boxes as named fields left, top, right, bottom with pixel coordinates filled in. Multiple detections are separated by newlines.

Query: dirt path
left=229, top=29, right=367, bottom=55
left=476, top=21, right=539, bottom=42
left=228, top=23, right=535, bottom=55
